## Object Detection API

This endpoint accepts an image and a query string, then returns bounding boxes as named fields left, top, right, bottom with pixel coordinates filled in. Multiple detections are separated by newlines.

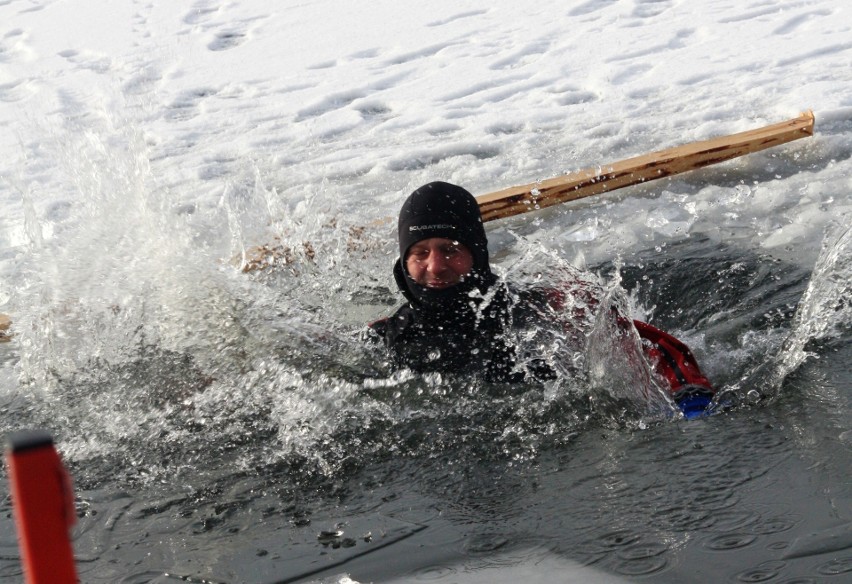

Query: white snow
left=1, top=1, right=850, bottom=266
left=2, top=1, right=850, bottom=273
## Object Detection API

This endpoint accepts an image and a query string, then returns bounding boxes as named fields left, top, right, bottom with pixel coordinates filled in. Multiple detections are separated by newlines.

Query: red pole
left=5, top=430, right=78, bottom=584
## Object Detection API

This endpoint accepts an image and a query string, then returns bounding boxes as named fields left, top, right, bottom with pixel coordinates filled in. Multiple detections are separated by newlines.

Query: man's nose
left=426, top=251, right=448, bottom=273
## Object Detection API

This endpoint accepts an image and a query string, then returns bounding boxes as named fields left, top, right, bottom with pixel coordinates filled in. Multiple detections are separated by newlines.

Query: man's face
left=405, top=237, right=474, bottom=289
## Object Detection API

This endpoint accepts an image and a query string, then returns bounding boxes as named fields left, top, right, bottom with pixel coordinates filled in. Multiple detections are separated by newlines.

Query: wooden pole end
left=0, top=313, right=11, bottom=343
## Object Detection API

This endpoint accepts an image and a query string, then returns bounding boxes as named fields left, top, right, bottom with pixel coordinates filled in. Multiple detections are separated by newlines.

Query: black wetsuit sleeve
left=368, top=317, right=389, bottom=342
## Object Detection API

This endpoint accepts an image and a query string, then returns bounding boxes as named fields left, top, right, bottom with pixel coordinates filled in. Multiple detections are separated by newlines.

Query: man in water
left=369, top=181, right=716, bottom=417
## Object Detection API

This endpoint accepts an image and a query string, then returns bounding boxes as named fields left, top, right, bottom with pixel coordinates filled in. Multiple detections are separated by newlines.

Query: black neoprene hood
left=397, top=181, right=490, bottom=271
left=394, top=181, right=496, bottom=311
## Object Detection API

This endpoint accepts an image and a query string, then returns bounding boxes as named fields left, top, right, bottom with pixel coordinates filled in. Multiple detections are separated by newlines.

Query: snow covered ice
left=2, top=0, right=850, bottom=272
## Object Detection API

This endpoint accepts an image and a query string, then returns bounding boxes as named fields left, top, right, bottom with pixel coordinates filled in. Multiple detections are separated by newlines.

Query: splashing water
left=772, top=221, right=852, bottom=386
left=3, top=126, right=691, bottom=490
left=1, top=107, right=848, bottom=497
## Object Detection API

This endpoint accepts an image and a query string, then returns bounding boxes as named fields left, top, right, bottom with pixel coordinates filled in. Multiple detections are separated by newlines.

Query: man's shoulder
left=368, top=315, right=391, bottom=338
left=368, top=305, right=415, bottom=340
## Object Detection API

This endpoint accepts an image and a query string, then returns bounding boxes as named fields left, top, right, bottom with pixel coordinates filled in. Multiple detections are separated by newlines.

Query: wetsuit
left=369, top=274, right=557, bottom=383
left=370, top=276, right=712, bottom=385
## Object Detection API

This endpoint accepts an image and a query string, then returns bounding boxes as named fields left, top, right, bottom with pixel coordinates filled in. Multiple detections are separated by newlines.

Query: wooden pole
left=0, top=313, right=10, bottom=342
left=236, top=111, right=814, bottom=272
left=476, top=111, right=815, bottom=222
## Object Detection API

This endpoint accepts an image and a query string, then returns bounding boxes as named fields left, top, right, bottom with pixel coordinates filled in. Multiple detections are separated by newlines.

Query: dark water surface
left=1, top=229, right=850, bottom=583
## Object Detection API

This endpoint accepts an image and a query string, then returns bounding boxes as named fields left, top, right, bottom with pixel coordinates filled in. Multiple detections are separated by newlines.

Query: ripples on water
left=0, top=124, right=850, bottom=583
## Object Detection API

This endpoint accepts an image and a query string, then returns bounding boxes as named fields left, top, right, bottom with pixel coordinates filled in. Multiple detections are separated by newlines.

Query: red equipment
left=5, top=430, right=78, bottom=584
